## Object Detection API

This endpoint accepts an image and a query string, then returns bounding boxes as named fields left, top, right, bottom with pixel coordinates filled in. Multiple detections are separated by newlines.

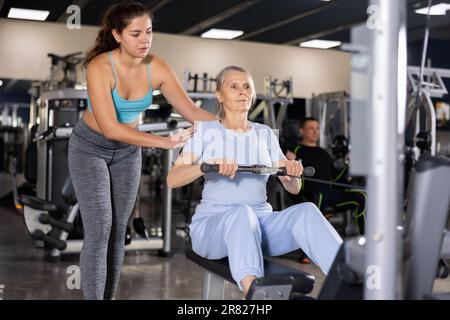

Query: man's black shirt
left=294, top=144, right=334, bottom=193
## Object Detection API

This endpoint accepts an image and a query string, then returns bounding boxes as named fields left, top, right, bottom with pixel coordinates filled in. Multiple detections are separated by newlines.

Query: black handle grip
left=200, top=163, right=260, bottom=174
left=200, top=163, right=220, bottom=173
left=274, top=166, right=314, bottom=177
left=302, top=166, right=315, bottom=177
left=39, top=214, right=74, bottom=233
left=33, top=127, right=55, bottom=142
left=200, top=163, right=315, bottom=177
left=32, top=230, right=67, bottom=250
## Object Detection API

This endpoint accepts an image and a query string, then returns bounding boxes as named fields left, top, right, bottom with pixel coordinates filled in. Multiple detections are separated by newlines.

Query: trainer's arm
left=154, top=56, right=216, bottom=123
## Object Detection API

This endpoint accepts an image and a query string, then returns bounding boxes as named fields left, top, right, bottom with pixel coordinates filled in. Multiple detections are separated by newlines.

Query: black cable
left=200, top=163, right=366, bottom=190
left=404, top=0, right=434, bottom=202
left=302, top=177, right=366, bottom=191
left=410, top=0, right=433, bottom=135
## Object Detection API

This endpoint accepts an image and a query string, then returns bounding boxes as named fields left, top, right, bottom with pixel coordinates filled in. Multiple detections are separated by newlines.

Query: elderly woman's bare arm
left=167, top=152, right=203, bottom=188
left=273, top=159, right=302, bottom=195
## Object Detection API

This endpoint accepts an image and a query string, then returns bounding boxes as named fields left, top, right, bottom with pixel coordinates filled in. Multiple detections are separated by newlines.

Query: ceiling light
left=0, top=80, right=3, bottom=87
left=8, top=8, right=50, bottom=21
left=149, top=104, right=160, bottom=110
left=415, top=3, right=450, bottom=15
left=299, top=39, right=342, bottom=49
left=201, top=28, right=244, bottom=40
left=152, top=89, right=161, bottom=96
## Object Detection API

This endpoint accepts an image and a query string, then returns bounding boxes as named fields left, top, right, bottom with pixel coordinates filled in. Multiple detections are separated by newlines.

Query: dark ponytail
left=83, top=0, right=153, bottom=69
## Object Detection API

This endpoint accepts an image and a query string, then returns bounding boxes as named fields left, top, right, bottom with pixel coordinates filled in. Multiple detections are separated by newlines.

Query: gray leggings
left=68, top=119, right=141, bottom=300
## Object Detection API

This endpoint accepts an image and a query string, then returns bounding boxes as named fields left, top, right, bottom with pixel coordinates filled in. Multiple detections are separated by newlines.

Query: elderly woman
left=167, top=66, right=342, bottom=298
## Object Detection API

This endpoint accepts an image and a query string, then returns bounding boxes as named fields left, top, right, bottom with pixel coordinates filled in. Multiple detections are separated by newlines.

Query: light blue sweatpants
left=189, top=202, right=343, bottom=290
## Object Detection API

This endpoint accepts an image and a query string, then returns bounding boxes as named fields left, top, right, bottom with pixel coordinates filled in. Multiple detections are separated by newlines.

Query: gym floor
left=1, top=202, right=449, bottom=300
left=0, top=200, right=325, bottom=300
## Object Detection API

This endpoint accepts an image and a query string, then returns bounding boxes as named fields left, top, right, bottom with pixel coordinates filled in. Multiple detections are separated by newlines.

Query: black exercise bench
left=185, top=241, right=315, bottom=300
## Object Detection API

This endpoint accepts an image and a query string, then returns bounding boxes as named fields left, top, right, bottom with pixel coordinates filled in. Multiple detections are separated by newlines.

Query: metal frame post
left=365, top=0, right=406, bottom=300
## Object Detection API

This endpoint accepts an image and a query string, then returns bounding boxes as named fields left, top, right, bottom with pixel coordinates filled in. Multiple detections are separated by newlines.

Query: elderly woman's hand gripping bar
left=200, top=163, right=316, bottom=178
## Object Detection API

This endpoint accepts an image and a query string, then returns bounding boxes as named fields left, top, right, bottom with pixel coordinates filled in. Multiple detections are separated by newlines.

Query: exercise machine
left=16, top=89, right=191, bottom=260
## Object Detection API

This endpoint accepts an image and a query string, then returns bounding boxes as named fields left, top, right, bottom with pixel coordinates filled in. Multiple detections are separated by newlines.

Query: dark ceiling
left=1, top=0, right=450, bottom=97
left=0, top=79, right=32, bottom=98
left=1, top=0, right=450, bottom=45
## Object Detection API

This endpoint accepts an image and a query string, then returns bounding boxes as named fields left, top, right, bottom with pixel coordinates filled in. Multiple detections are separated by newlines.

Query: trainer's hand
left=278, top=159, right=303, bottom=182
left=207, top=158, right=238, bottom=179
left=163, top=126, right=196, bottom=149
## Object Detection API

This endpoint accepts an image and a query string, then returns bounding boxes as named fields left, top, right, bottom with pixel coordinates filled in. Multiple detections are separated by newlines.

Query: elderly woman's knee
left=294, top=202, right=322, bottom=216
left=288, top=202, right=325, bottom=230
left=226, top=205, right=259, bottom=227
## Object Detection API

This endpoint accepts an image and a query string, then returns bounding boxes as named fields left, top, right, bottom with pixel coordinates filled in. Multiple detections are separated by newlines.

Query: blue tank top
left=87, top=51, right=153, bottom=123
